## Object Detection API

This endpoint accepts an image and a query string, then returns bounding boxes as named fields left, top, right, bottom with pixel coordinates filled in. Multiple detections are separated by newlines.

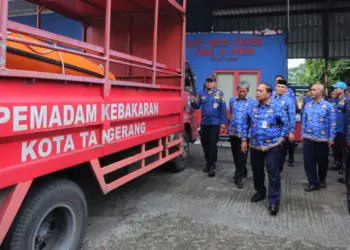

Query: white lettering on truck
left=14, top=102, right=159, bottom=163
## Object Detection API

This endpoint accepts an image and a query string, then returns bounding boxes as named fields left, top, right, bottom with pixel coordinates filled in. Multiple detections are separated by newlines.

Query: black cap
left=277, top=79, right=288, bottom=86
left=206, top=75, right=216, bottom=82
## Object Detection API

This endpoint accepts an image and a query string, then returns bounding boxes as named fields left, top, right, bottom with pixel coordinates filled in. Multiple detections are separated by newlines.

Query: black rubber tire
left=167, top=132, right=189, bottom=173
left=3, top=178, right=88, bottom=250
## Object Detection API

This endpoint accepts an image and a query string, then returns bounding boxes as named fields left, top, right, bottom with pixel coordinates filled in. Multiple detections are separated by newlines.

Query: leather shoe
left=208, top=166, right=215, bottom=177
left=251, top=192, right=266, bottom=203
left=338, top=177, right=345, bottom=184
left=319, top=181, right=327, bottom=189
left=269, top=204, right=279, bottom=215
left=304, top=184, right=319, bottom=192
left=234, top=178, right=244, bottom=189
left=203, top=165, right=209, bottom=172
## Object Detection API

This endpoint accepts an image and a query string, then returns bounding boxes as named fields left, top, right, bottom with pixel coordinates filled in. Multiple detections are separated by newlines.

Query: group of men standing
left=190, top=75, right=349, bottom=216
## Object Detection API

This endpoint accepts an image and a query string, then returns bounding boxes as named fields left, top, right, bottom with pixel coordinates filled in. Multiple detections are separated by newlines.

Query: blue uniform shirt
left=346, top=99, right=350, bottom=144
left=301, top=99, right=336, bottom=142
left=273, top=94, right=296, bottom=133
left=242, top=100, right=289, bottom=151
left=192, top=88, right=228, bottom=125
left=334, top=95, right=348, bottom=133
left=228, top=96, right=257, bottom=138
left=273, top=88, right=296, bottom=105
left=301, top=96, right=313, bottom=120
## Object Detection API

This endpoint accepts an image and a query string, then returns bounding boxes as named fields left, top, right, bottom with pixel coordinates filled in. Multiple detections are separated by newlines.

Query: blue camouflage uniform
left=301, top=95, right=313, bottom=120
left=228, top=96, right=257, bottom=181
left=228, top=96, right=257, bottom=137
left=302, top=99, right=336, bottom=187
left=273, top=94, right=296, bottom=171
left=241, top=99, right=289, bottom=206
left=273, top=88, right=296, bottom=106
left=192, top=88, right=228, bottom=174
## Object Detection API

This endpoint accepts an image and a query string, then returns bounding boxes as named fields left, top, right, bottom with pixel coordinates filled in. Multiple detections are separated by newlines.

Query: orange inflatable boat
left=6, top=32, right=116, bottom=80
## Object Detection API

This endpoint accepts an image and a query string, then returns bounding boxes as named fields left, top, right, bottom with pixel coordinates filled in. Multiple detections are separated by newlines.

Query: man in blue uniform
left=191, top=75, right=228, bottom=177
left=302, top=83, right=336, bottom=191
left=273, top=75, right=297, bottom=165
left=228, top=80, right=257, bottom=188
left=273, top=75, right=297, bottom=105
left=241, top=82, right=289, bottom=215
left=328, top=81, right=348, bottom=173
left=273, top=79, right=296, bottom=171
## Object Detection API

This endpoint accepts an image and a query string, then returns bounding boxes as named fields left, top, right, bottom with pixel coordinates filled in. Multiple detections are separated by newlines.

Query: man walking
left=191, top=75, right=228, bottom=177
left=328, top=81, right=348, bottom=173
left=241, top=83, right=289, bottom=215
left=228, top=80, right=257, bottom=188
left=273, top=79, right=296, bottom=171
left=302, top=83, right=336, bottom=191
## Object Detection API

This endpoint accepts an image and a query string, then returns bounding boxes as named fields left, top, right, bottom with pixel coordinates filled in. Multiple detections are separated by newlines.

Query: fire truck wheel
left=4, top=178, right=87, bottom=250
left=167, top=132, right=189, bottom=173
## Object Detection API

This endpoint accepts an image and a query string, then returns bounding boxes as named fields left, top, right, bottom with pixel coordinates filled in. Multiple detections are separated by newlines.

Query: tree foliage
left=288, top=59, right=350, bottom=85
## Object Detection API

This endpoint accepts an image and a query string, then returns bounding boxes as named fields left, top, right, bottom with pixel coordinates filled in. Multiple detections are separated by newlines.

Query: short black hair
left=275, top=75, right=284, bottom=80
left=260, top=82, right=273, bottom=94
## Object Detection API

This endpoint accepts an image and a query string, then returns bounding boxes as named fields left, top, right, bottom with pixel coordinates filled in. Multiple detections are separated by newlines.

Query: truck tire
left=167, top=132, right=189, bottom=173
left=4, top=178, right=87, bottom=250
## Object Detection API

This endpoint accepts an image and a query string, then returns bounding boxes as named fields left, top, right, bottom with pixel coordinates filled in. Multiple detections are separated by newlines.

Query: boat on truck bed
left=0, top=1, right=193, bottom=249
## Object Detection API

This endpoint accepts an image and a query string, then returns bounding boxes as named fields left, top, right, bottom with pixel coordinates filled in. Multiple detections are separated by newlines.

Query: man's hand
left=328, top=140, right=334, bottom=147
left=288, top=132, right=295, bottom=142
left=241, top=141, right=248, bottom=153
left=190, top=96, right=197, bottom=103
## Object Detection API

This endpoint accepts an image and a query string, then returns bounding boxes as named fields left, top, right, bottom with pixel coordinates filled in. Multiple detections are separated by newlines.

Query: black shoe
left=234, top=178, right=244, bottom=189
left=243, top=171, right=248, bottom=178
left=319, top=181, right=327, bottom=189
left=269, top=204, right=279, bottom=216
left=203, top=165, right=209, bottom=172
left=251, top=192, right=266, bottom=203
left=329, top=162, right=341, bottom=171
left=208, top=166, right=215, bottom=177
left=339, top=168, right=344, bottom=175
left=288, top=155, right=294, bottom=164
left=304, top=184, right=320, bottom=192
left=338, top=177, right=345, bottom=184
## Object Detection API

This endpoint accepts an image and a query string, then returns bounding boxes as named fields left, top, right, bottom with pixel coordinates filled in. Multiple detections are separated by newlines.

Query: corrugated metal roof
left=213, top=12, right=350, bottom=59
left=8, top=0, right=51, bottom=17
left=212, top=1, right=350, bottom=16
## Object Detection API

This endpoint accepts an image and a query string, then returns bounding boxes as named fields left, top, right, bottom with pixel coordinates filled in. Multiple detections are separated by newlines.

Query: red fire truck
left=0, top=0, right=197, bottom=249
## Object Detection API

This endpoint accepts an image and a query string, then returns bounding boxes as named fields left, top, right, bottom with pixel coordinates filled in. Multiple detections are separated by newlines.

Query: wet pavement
left=82, top=144, right=350, bottom=250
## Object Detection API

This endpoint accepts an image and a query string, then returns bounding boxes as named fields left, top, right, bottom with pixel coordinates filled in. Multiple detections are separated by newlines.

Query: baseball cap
left=332, top=81, right=347, bottom=90
left=206, top=75, right=216, bottom=82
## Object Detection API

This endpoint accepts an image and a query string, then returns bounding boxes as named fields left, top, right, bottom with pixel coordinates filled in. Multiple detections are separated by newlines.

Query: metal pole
left=0, top=0, right=9, bottom=71
left=152, top=0, right=159, bottom=85
left=287, top=0, right=290, bottom=31
left=37, top=6, right=43, bottom=29
left=104, top=0, right=112, bottom=96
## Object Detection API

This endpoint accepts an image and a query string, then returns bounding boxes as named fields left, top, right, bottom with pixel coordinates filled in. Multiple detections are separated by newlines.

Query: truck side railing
left=0, top=0, right=186, bottom=92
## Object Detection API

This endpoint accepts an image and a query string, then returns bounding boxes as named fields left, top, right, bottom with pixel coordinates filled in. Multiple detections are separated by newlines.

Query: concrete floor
left=81, top=144, right=350, bottom=250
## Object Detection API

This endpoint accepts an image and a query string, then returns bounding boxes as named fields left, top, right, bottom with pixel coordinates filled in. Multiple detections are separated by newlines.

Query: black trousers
left=200, top=125, right=220, bottom=167
left=303, top=139, right=329, bottom=185
left=279, top=138, right=290, bottom=172
left=230, top=136, right=248, bottom=180
left=333, top=132, right=345, bottom=164
left=250, top=146, right=282, bottom=205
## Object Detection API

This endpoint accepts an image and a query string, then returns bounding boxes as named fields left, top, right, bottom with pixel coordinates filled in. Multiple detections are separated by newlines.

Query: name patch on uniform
left=213, top=103, right=219, bottom=109
left=262, top=121, right=267, bottom=128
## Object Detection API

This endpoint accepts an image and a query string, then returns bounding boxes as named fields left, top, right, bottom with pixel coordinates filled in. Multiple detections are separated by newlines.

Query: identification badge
left=213, top=103, right=219, bottom=109
left=262, top=121, right=267, bottom=128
